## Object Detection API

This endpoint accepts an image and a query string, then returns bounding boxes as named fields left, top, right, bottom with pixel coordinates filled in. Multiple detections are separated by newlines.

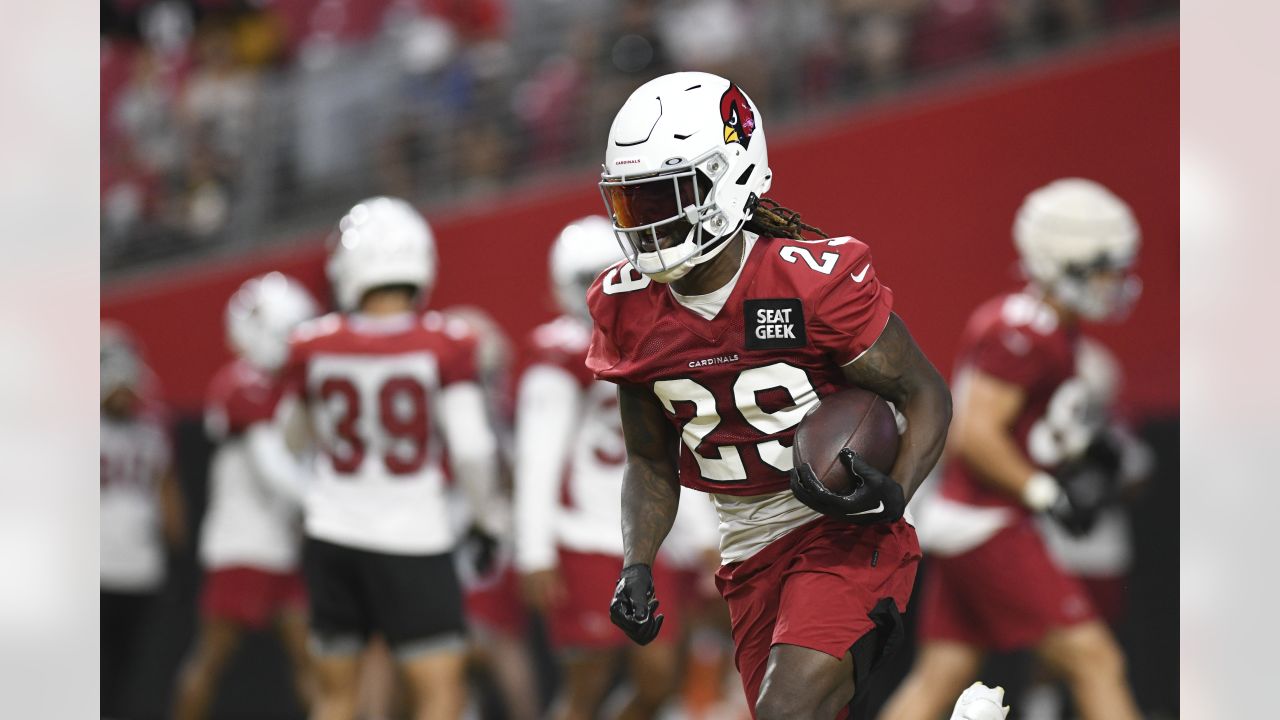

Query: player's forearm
left=440, top=382, right=504, bottom=532
left=953, top=420, right=1041, bottom=502
left=512, top=368, right=579, bottom=570
left=246, top=423, right=308, bottom=504
left=159, top=471, right=187, bottom=549
left=890, top=374, right=952, bottom=502
left=620, top=457, right=680, bottom=567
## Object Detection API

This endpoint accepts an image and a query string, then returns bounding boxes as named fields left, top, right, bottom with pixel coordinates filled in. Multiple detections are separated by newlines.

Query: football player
left=100, top=323, right=185, bottom=718
left=586, top=72, right=953, bottom=719
left=438, top=304, right=540, bottom=720
left=878, top=179, right=1144, bottom=720
left=514, top=215, right=720, bottom=719
left=1020, top=338, right=1154, bottom=720
left=172, top=273, right=320, bottom=720
left=270, top=197, right=504, bottom=720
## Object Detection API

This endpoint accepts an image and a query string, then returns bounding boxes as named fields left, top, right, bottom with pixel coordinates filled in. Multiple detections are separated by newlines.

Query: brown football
left=791, top=387, right=900, bottom=494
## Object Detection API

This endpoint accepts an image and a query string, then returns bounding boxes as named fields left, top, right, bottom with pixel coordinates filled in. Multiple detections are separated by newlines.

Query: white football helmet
left=550, top=215, right=622, bottom=319
left=327, top=196, right=438, bottom=312
left=101, top=321, right=141, bottom=402
left=226, top=272, right=321, bottom=372
left=599, top=72, right=772, bottom=283
left=1014, top=178, right=1141, bottom=321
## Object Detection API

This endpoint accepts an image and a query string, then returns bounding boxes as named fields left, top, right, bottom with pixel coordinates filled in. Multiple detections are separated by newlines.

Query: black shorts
left=303, top=537, right=466, bottom=656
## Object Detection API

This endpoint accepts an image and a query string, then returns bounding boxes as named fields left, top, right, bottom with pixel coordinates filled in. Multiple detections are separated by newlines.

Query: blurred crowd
left=100, top=0, right=1174, bottom=270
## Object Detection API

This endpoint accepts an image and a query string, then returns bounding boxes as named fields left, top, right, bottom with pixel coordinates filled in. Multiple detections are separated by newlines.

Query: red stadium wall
left=103, top=28, right=1178, bottom=415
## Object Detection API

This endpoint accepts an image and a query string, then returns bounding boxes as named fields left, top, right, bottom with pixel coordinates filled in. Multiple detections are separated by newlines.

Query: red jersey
left=586, top=235, right=893, bottom=497
left=202, top=358, right=302, bottom=571
left=205, top=359, right=276, bottom=440
left=939, top=291, right=1080, bottom=512
left=527, top=316, right=596, bottom=388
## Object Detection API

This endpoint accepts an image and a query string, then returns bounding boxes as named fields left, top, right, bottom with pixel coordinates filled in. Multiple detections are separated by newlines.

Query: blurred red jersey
left=586, top=235, right=892, bottom=498
left=938, top=291, right=1079, bottom=513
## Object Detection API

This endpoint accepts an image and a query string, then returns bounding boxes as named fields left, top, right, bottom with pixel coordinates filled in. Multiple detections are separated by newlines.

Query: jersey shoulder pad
left=422, top=310, right=478, bottom=342
left=757, top=235, right=877, bottom=300
left=529, top=315, right=591, bottom=356
left=961, top=292, right=1062, bottom=387
left=588, top=260, right=652, bottom=314
left=527, top=316, right=592, bottom=384
left=289, top=312, right=345, bottom=348
left=968, top=292, right=1060, bottom=344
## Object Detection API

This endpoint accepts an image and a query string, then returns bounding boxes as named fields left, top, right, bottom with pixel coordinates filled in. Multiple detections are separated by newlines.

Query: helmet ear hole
left=734, top=164, right=755, bottom=186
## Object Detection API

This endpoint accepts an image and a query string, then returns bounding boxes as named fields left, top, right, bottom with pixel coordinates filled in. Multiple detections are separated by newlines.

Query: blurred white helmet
left=101, top=321, right=141, bottom=402
left=550, top=215, right=622, bottom=319
left=327, top=196, right=438, bottom=312
left=599, top=72, right=772, bottom=283
left=1014, top=178, right=1141, bottom=321
left=226, top=272, right=321, bottom=372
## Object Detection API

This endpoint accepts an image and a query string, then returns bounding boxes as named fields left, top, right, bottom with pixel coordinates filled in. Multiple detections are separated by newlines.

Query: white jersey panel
left=556, top=380, right=628, bottom=556
left=100, top=417, right=170, bottom=591
left=304, top=352, right=454, bottom=554
left=199, top=436, right=302, bottom=571
left=1037, top=507, right=1133, bottom=576
left=709, top=489, right=822, bottom=564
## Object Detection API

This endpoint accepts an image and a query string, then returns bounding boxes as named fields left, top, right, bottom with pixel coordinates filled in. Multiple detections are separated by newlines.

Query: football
left=792, top=387, right=900, bottom=494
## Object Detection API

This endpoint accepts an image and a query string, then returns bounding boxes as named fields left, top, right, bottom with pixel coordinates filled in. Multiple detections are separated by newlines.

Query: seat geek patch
left=744, top=299, right=806, bottom=350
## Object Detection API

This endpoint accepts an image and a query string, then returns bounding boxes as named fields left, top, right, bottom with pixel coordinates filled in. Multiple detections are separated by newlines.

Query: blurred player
left=587, top=72, right=954, bottom=719
left=879, top=179, right=1145, bottom=720
left=100, top=323, right=185, bottom=718
left=515, top=216, right=721, bottom=719
left=272, top=197, right=504, bottom=720
left=173, top=273, right=320, bottom=720
left=439, top=304, right=540, bottom=720
left=1020, top=338, right=1154, bottom=720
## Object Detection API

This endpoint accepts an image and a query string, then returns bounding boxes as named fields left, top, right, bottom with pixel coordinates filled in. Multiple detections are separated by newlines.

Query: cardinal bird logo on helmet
left=720, top=84, right=756, bottom=149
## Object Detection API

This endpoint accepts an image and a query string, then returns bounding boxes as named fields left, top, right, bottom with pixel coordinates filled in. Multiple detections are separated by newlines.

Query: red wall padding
left=104, top=29, right=1178, bottom=415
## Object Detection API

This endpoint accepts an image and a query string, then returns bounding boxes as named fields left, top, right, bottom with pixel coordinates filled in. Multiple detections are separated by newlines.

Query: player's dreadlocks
left=744, top=197, right=829, bottom=240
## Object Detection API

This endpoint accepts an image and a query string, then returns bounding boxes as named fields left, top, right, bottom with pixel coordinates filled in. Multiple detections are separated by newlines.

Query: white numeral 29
left=653, top=363, right=818, bottom=482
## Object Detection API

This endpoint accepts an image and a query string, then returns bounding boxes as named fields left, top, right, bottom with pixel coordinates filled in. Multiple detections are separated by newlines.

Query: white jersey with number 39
left=280, top=312, right=491, bottom=555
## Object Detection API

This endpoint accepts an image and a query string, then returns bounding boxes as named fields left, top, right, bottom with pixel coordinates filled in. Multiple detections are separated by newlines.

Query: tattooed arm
left=617, top=382, right=682, bottom=566
left=609, top=383, right=681, bottom=645
left=841, top=312, right=952, bottom=502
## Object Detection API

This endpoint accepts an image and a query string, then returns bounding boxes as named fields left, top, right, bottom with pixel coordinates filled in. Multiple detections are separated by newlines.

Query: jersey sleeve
left=205, top=364, right=278, bottom=440
left=585, top=281, right=625, bottom=382
left=525, top=321, right=594, bottom=387
left=438, top=331, right=481, bottom=387
left=967, top=323, right=1048, bottom=390
left=808, top=243, right=895, bottom=365
left=274, top=340, right=310, bottom=407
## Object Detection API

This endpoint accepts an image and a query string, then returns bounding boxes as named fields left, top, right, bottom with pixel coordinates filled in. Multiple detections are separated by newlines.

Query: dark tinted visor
left=603, top=172, right=711, bottom=229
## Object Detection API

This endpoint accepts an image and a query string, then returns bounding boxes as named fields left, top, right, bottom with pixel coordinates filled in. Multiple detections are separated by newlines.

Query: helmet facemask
left=600, top=148, right=738, bottom=284
left=1047, top=257, right=1142, bottom=322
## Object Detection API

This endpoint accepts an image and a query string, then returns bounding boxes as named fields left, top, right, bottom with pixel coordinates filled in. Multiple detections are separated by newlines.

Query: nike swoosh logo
left=850, top=264, right=870, bottom=283
left=847, top=501, right=884, bottom=517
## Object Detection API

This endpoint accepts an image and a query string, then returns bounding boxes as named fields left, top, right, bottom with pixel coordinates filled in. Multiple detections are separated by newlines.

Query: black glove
left=1049, top=436, right=1124, bottom=537
left=462, top=525, right=500, bottom=577
left=609, top=563, right=664, bottom=645
left=790, top=448, right=905, bottom=525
